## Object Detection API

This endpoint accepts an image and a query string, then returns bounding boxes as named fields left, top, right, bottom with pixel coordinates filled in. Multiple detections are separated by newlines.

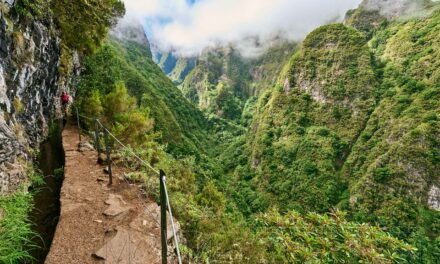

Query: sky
left=122, top=0, right=363, bottom=56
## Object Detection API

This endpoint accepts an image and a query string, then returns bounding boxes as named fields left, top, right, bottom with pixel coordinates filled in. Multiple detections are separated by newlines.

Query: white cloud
left=363, top=0, right=436, bottom=18
left=123, top=0, right=362, bottom=56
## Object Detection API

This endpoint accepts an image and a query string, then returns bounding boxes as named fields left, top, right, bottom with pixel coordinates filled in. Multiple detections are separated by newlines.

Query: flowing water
left=27, top=119, right=65, bottom=264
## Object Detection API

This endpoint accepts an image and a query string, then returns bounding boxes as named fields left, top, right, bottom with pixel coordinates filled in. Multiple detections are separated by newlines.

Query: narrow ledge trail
left=45, top=120, right=178, bottom=264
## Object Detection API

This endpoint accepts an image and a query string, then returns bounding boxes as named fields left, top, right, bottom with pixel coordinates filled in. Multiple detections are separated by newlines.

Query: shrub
left=15, top=0, right=50, bottom=19
left=51, top=0, right=125, bottom=54
left=196, top=181, right=226, bottom=214
left=257, top=209, right=416, bottom=263
left=373, top=167, right=393, bottom=183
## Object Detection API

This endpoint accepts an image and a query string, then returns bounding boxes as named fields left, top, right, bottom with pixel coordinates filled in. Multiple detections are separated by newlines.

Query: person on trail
left=61, top=91, right=70, bottom=124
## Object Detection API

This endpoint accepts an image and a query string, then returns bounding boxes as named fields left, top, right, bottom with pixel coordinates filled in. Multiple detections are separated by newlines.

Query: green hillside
left=246, top=23, right=377, bottom=213
left=72, top=4, right=440, bottom=263
left=168, top=57, right=196, bottom=84
left=77, top=37, right=210, bottom=155
left=218, top=7, right=440, bottom=263
left=181, top=47, right=252, bottom=120
left=4, top=0, right=440, bottom=263
left=343, top=8, right=440, bottom=259
left=180, top=42, right=297, bottom=121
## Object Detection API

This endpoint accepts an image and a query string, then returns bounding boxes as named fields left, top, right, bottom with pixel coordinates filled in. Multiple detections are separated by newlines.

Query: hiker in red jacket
left=61, top=91, right=70, bottom=121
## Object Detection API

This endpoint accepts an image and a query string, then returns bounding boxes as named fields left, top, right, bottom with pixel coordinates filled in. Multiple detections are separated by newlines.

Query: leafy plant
left=0, top=190, right=37, bottom=264
left=257, top=209, right=416, bottom=263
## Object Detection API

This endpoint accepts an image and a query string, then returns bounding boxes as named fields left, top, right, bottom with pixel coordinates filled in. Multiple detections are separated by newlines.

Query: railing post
left=75, top=107, right=81, bottom=142
left=160, top=170, right=167, bottom=264
left=103, top=128, right=113, bottom=185
left=94, top=119, right=101, bottom=156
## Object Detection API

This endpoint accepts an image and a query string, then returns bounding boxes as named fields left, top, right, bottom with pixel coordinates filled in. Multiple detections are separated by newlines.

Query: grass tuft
left=0, top=190, right=37, bottom=264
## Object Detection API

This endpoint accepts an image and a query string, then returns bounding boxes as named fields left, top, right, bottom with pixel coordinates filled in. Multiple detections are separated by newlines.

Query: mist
left=122, top=0, right=364, bottom=57
left=362, top=0, right=438, bottom=18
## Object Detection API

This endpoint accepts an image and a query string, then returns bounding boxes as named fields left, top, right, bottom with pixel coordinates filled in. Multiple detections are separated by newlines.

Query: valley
left=0, top=0, right=439, bottom=263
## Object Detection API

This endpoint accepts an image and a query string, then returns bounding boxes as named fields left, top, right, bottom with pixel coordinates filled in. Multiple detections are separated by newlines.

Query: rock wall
left=0, top=1, right=79, bottom=195
left=109, top=17, right=151, bottom=56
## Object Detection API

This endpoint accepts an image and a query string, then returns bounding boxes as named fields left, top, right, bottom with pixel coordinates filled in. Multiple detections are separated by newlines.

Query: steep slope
left=343, top=9, right=440, bottom=258
left=181, top=47, right=252, bottom=120
left=220, top=5, right=440, bottom=262
left=247, top=24, right=377, bottom=213
left=157, top=51, right=178, bottom=75
left=77, top=30, right=210, bottom=155
left=248, top=40, right=298, bottom=96
left=0, top=1, right=83, bottom=195
left=152, top=49, right=196, bottom=84
left=168, top=57, right=196, bottom=84
left=181, top=42, right=297, bottom=120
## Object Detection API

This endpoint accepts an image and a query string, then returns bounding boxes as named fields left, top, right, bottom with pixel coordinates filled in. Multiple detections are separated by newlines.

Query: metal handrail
left=75, top=108, right=183, bottom=264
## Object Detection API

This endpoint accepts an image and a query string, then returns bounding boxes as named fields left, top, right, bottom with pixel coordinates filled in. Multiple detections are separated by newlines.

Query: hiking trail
left=45, top=120, right=178, bottom=264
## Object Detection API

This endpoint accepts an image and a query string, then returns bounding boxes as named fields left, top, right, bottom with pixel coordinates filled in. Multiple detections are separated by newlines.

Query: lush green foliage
left=0, top=167, right=43, bottom=264
left=14, top=0, right=124, bottom=54
left=168, top=57, right=196, bottom=84
left=0, top=191, right=36, bottom=264
left=77, top=38, right=264, bottom=263
left=77, top=38, right=210, bottom=155
left=236, top=24, right=377, bottom=214
left=181, top=43, right=297, bottom=121
left=14, top=0, right=50, bottom=19
left=181, top=47, right=251, bottom=120
left=71, top=2, right=440, bottom=263
left=257, top=209, right=415, bottom=263
left=51, top=0, right=125, bottom=54
left=212, top=10, right=440, bottom=263
left=342, top=9, right=440, bottom=262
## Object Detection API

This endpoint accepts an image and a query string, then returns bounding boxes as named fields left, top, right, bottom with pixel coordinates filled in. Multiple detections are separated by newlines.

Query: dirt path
left=45, top=121, right=177, bottom=264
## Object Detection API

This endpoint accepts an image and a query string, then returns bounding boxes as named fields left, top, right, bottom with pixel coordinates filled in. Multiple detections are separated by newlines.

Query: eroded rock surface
left=428, top=185, right=440, bottom=211
left=0, top=1, right=79, bottom=194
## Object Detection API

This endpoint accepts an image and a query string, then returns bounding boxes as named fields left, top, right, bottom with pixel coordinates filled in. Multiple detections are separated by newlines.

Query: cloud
left=123, top=0, right=362, bottom=56
left=362, top=0, right=437, bottom=18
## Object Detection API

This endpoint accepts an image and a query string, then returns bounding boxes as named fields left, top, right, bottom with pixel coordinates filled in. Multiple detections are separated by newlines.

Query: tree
left=51, top=0, right=125, bottom=54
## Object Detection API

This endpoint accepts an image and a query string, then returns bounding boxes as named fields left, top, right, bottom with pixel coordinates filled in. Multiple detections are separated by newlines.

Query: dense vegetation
left=216, top=6, right=440, bottom=263
left=77, top=38, right=210, bottom=155
left=3, top=0, right=439, bottom=263
left=181, top=47, right=252, bottom=120
left=75, top=19, right=420, bottom=263
left=0, top=1, right=124, bottom=263
left=181, top=42, right=297, bottom=121
left=0, top=166, right=44, bottom=263
left=242, top=24, right=378, bottom=214
left=15, top=0, right=124, bottom=55
left=344, top=8, right=440, bottom=261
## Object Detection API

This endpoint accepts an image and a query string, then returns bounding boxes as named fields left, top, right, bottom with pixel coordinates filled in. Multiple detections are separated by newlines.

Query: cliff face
left=109, top=17, right=151, bottom=58
left=0, top=1, right=79, bottom=195
left=247, top=24, right=377, bottom=213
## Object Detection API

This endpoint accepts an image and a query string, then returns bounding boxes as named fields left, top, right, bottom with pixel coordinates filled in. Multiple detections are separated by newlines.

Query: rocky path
left=45, top=121, right=177, bottom=264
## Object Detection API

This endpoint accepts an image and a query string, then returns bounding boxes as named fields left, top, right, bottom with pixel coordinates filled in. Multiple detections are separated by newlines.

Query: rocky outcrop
left=109, top=17, right=151, bottom=57
left=0, top=1, right=79, bottom=195
left=428, top=185, right=440, bottom=211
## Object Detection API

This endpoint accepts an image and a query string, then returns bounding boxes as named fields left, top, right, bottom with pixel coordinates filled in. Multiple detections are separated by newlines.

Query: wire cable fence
left=75, top=108, right=183, bottom=264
